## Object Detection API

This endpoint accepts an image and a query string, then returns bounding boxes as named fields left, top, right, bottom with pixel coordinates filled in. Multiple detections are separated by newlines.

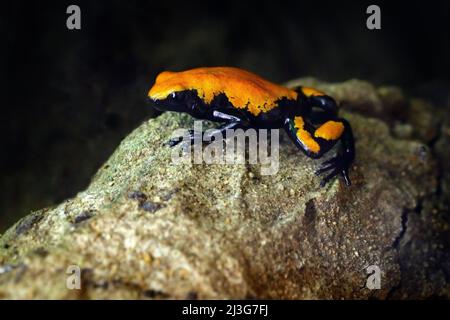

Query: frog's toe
left=165, top=137, right=183, bottom=147
left=315, top=162, right=335, bottom=175
left=319, top=168, right=340, bottom=187
left=320, top=156, right=338, bottom=167
left=315, top=156, right=339, bottom=175
left=315, top=155, right=352, bottom=187
left=165, top=129, right=199, bottom=147
left=341, top=169, right=352, bottom=186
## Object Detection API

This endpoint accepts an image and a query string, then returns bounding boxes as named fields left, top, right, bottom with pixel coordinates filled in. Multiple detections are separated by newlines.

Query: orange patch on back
left=155, top=71, right=176, bottom=82
left=314, top=121, right=345, bottom=140
left=301, top=87, right=325, bottom=97
left=148, top=67, right=298, bottom=116
left=294, top=116, right=320, bottom=153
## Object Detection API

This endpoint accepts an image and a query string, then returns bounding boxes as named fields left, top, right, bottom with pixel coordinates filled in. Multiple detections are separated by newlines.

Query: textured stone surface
left=0, top=79, right=448, bottom=299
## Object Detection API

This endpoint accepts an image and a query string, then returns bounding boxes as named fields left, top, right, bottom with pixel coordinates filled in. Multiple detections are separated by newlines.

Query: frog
left=148, top=66, right=355, bottom=187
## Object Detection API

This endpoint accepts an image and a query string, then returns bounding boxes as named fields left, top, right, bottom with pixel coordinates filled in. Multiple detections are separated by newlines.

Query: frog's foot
left=165, top=136, right=184, bottom=147
left=315, top=154, right=352, bottom=187
left=165, top=122, right=245, bottom=148
left=164, top=129, right=200, bottom=147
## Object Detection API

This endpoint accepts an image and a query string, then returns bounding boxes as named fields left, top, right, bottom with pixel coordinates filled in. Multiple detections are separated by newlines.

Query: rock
left=0, top=79, right=448, bottom=299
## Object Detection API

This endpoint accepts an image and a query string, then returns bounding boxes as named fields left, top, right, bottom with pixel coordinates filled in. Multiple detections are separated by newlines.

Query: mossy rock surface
left=0, top=79, right=448, bottom=299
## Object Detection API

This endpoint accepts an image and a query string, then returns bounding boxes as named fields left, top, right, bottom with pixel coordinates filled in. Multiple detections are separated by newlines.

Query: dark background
left=1, top=0, right=449, bottom=232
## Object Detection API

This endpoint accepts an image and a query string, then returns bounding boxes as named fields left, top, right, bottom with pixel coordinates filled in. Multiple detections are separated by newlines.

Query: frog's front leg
left=166, top=109, right=250, bottom=147
left=166, top=121, right=248, bottom=147
left=284, top=115, right=355, bottom=187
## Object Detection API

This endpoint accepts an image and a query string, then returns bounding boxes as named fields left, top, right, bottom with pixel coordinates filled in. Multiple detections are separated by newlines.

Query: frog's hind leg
left=294, top=86, right=339, bottom=118
left=284, top=115, right=355, bottom=186
left=314, top=118, right=355, bottom=186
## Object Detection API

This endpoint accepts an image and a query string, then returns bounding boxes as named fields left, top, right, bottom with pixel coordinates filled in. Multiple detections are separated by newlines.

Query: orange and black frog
left=148, top=67, right=355, bottom=187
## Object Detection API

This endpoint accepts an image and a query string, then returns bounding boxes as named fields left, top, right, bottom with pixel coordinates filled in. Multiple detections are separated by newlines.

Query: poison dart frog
left=148, top=67, right=355, bottom=187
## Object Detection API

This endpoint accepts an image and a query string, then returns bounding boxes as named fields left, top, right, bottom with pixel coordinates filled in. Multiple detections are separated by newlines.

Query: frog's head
left=148, top=71, right=193, bottom=113
left=149, top=90, right=190, bottom=113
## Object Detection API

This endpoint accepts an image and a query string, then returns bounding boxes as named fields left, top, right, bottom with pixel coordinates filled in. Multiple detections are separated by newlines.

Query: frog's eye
left=170, top=91, right=186, bottom=102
